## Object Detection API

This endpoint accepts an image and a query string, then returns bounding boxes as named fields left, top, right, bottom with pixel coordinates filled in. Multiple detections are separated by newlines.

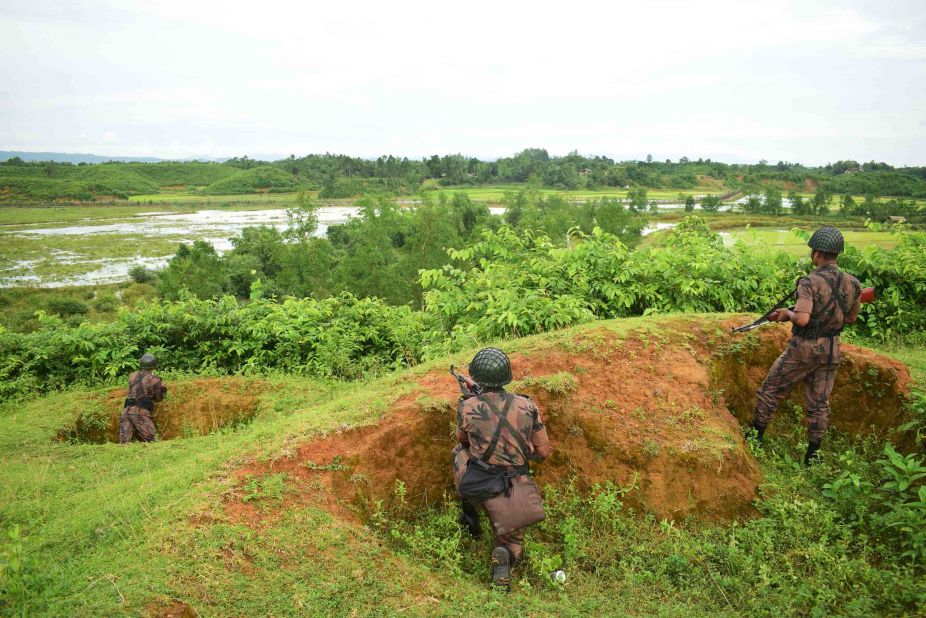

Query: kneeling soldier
left=749, top=227, right=861, bottom=465
left=451, top=348, right=552, bottom=590
left=119, top=353, right=167, bottom=444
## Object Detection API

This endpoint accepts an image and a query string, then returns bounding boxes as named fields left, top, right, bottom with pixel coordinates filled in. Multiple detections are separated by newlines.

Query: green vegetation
left=0, top=318, right=923, bottom=615
left=0, top=284, right=156, bottom=333
left=3, top=217, right=923, bottom=402
left=201, top=165, right=299, bottom=195
left=4, top=151, right=926, bottom=211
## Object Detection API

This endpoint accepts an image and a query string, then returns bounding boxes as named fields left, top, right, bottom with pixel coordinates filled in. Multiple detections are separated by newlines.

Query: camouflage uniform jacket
left=791, top=263, right=862, bottom=359
left=124, top=370, right=167, bottom=415
left=456, top=390, right=552, bottom=467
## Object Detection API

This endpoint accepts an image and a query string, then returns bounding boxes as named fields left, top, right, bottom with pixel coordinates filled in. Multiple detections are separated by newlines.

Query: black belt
left=124, top=396, right=154, bottom=412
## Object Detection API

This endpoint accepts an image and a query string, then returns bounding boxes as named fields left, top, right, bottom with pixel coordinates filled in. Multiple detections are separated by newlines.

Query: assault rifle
left=450, top=365, right=482, bottom=398
left=732, top=286, right=875, bottom=333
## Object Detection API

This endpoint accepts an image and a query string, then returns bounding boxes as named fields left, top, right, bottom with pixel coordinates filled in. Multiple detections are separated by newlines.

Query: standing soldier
left=748, top=227, right=861, bottom=465
left=119, top=353, right=167, bottom=444
left=451, top=348, right=552, bottom=590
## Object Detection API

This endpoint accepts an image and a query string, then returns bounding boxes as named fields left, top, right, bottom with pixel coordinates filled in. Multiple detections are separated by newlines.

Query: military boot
left=745, top=421, right=766, bottom=445
left=804, top=440, right=822, bottom=466
left=491, top=547, right=512, bottom=592
left=459, top=500, right=482, bottom=539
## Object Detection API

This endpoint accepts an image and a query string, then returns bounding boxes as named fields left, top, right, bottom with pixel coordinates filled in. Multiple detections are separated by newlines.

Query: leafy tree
left=700, top=194, right=722, bottom=212
left=812, top=187, right=831, bottom=215
left=285, top=191, right=320, bottom=241
left=157, top=241, right=230, bottom=300
left=627, top=188, right=648, bottom=212
left=763, top=187, right=783, bottom=215
left=684, top=195, right=696, bottom=212
left=788, top=191, right=809, bottom=215
left=841, top=193, right=856, bottom=215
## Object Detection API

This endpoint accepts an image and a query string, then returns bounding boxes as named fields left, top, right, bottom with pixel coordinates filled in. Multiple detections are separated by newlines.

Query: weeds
left=240, top=473, right=288, bottom=504
left=511, top=372, right=578, bottom=396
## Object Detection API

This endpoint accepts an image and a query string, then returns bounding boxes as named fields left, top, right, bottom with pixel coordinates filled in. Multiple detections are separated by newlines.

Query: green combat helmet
left=140, top=353, right=158, bottom=369
left=468, top=348, right=512, bottom=387
left=807, top=226, right=845, bottom=254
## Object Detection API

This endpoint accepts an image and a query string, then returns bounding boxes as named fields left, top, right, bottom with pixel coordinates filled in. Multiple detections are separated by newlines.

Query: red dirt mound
left=223, top=319, right=911, bottom=529
left=713, top=320, right=911, bottom=438
left=60, top=377, right=267, bottom=443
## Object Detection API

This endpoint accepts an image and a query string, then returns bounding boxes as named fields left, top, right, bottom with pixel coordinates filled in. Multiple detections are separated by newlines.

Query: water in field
left=0, top=207, right=361, bottom=287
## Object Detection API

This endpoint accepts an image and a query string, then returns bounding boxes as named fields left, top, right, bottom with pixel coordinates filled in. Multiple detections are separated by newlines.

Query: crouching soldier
left=119, top=353, right=167, bottom=444
left=451, top=348, right=552, bottom=590
left=749, top=227, right=861, bottom=465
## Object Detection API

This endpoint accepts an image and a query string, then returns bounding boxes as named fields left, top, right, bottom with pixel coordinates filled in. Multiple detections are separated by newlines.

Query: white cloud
left=0, top=0, right=923, bottom=163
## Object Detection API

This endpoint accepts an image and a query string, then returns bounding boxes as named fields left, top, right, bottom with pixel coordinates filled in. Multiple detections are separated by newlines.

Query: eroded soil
left=59, top=377, right=268, bottom=443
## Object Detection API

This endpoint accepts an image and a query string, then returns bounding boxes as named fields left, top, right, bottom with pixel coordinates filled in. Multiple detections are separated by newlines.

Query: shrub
left=43, top=297, right=88, bottom=318
left=128, top=264, right=155, bottom=284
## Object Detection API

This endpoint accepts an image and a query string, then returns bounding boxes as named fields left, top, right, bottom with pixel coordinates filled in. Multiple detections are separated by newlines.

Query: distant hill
left=0, top=151, right=229, bottom=164
left=0, top=151, right=170, bottom=164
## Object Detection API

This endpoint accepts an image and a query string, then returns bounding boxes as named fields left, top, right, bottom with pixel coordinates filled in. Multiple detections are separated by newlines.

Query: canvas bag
left=483, top=475, right=545, bottom=536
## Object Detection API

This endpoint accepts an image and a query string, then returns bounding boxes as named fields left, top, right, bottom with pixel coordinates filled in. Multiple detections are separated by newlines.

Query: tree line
left=5, top=150, right=926, bottom=199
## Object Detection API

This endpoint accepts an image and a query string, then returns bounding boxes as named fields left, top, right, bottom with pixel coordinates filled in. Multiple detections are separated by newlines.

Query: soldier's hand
left=769, top=310, right=781, bottom=322
left=775, top=309, right=792, bottom=323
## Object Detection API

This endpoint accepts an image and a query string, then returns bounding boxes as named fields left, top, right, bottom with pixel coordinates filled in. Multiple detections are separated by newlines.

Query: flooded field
left=0, top=207, right=360, bottom=287
left=0, top=201, right=898, bottom=287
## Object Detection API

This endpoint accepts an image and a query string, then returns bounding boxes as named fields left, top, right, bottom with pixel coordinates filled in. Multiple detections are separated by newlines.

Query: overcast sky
left=1, top=0, right=924, bottom=165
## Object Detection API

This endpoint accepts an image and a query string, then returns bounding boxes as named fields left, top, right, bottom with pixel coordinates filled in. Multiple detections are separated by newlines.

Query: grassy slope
left=1, top=315, right=923, bottom=616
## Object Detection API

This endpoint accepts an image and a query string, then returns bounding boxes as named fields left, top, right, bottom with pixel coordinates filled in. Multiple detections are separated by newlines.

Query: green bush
left=823, top=444, right=926, bottom=565
left=1, top=218, right=923, bottom=402
left=43, top=297, right=89, bottom=318
left=127, top=265, right=155, bottom=284
left=0, top=293, right=433, bottom=400
left=202, top=166, right=297, bottom=195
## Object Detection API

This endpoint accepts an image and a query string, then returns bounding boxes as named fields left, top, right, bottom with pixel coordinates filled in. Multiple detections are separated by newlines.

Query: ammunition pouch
left=459, top=459, right=529, bottom=501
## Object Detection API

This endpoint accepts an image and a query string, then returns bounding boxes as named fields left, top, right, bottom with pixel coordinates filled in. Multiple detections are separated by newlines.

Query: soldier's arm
left=530, top=404, right=553, bottom=461
left=845, top=278, right=862, bottom=324
left=153, top=377, right=167, bottom=402
left=455, top=403, right=470, bottom=446
left=780, top=277, right=812, bottom=327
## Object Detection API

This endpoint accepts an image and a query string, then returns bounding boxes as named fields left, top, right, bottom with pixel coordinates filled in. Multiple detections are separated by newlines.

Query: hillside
left=2, top=150, right=926, bottom=202
left=1, top=315, right=921, bottom=616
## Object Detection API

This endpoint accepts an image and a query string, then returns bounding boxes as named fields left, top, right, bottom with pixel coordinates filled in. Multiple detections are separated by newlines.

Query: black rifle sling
left=820, top=271, right=849, bottom=319
left=479, top=394, right=532, bottom=464
left=479, top=394, right=515, bottom=463
left=129, top=372, right=143, bottom=397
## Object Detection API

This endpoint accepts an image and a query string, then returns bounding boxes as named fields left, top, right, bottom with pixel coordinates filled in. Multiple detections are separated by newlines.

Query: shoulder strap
left=479, top=394, right=533, bottom=464
left=128, top=372, right=143, bottom=395
left=479, top=394, right=515, bottom=462
left=820, top=271, right=849, bottom=318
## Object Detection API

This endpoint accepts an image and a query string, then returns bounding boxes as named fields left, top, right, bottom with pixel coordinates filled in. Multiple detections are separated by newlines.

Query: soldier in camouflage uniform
left=119, top=353, right=167, bottom=444
left=749, top=227, right=861, bottom=465
left=451, top=348, right=552, bottom=589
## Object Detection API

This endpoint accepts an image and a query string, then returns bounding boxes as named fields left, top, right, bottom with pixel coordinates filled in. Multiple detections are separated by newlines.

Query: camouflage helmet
left=140, top=353, right=157, bottom=369
left=468, top=348, right=512, bottom=387
left=807, top=226, right=845, bottom=254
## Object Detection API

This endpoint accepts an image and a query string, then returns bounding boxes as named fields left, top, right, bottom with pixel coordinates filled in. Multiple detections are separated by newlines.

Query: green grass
left=1, top=316, right=923, bottom=616
left=128, top=192, right=304, bottom=205
left=0, top=283, right=156, bottom=332
left=721, top=227, right=898, bottom=256
left=412, top=184, right=724, bottom=205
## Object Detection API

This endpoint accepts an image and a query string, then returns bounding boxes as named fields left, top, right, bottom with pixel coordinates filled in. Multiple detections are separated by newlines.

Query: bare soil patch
left=223, top=320, right=911, bottom=530
left=712, top=320, right=911, bottom=439
left=58, top=377, right=267, bottom=443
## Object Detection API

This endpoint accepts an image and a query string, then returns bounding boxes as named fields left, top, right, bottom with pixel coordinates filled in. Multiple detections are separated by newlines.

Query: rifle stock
left=450, top=365, right=482, bottom=397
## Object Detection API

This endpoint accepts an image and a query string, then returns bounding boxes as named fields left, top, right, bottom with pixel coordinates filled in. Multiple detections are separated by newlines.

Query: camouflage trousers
left=452, top=444, right=526, bottom=562
left=119, top=409, right=157, bottom=444
left=753, top=336, right=840, bottom=443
